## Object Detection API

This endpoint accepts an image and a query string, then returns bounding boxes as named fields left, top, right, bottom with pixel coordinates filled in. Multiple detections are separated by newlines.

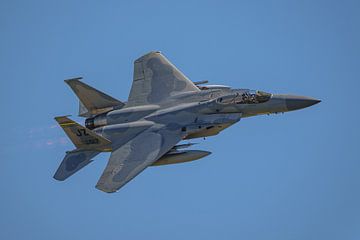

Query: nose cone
left=285, top=95, right=321, bottom=111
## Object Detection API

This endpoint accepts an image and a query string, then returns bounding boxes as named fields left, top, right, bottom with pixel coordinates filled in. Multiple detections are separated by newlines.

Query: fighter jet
left=54, top=51, right=320, bottom=193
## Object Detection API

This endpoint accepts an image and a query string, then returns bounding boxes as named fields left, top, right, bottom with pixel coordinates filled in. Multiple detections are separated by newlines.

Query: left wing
left=127, top=51, right=200, bottom=107
left=95, top=125, right=184, bottom=193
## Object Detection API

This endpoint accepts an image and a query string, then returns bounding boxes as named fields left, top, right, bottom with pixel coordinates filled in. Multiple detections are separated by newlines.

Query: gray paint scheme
left=65, top=77, right=125, bottom=117
left=54, top=51, right=321, bottom=193
left=127, top=51, right=199, bottom=107
left=54, top=150, right=100, bottom=181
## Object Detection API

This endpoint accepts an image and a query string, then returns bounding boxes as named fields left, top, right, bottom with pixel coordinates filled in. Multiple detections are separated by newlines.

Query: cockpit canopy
left=216, top=90, right=272, bottom=105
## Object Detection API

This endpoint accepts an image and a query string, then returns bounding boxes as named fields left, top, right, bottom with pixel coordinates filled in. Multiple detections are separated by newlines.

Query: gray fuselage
left=86, top=86, right=320, bottom=142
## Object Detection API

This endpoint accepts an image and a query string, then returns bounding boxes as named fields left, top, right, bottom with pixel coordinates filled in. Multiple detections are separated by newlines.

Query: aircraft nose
left=285, top=95, right=321, bottom=111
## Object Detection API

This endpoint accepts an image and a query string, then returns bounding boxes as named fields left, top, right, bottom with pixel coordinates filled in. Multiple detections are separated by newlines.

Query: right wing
left=127, top=51, right=200, bottom=107
left=95, top=125, right=184, bottom=193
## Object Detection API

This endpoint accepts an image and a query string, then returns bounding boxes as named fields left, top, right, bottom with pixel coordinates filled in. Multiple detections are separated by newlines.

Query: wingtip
left=95, top=184, right=117, bottom=194
left=53, top=174, right=66, bottom=181
left=54, top=115, right=72, bottom=120
left=135, top=51, right=162, bottom=62
left=64, top=77, right=83, bottom=83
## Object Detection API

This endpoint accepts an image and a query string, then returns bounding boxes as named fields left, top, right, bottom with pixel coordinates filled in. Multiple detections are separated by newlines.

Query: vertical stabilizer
left=54, top=116, right=112, bottom=151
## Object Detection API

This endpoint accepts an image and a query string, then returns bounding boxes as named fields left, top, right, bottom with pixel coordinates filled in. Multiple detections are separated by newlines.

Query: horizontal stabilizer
left=65, top=77, right=125, bottom=117
left=54, top=149, right=100, bottom=181
left=55, top=116, right=112, bottom=151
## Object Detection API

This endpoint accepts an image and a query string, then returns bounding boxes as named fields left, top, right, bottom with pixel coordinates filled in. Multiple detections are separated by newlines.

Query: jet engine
left=85, top=113, right=107, bottom=130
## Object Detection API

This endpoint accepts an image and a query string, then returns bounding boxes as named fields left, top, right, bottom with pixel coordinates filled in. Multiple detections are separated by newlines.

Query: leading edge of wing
left=95, top=125, right=184, bottom=193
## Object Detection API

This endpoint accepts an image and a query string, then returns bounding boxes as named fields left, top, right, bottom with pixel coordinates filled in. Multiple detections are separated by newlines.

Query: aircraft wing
left=95, top=125, right=185, bottom=193
left=127, top=51, right=200, bottom=107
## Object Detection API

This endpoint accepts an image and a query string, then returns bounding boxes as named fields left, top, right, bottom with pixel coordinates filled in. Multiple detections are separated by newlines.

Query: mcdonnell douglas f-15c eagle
left=54, top=51, right=320, bottom=193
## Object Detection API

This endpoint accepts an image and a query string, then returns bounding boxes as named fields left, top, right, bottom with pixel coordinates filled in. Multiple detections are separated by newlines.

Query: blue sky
left=1, top=0, right=359, bottom=239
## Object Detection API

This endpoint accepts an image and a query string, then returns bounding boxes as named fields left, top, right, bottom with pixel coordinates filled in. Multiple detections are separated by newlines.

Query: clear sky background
left=1, top=0, right=359, bottom=239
